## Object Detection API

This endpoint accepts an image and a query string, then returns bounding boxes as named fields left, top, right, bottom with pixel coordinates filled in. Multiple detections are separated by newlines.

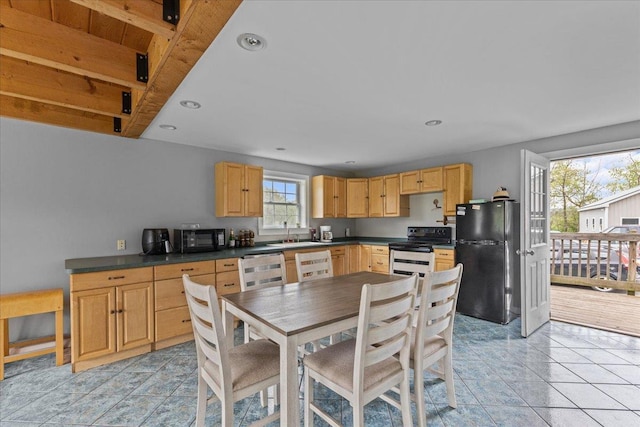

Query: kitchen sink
left=265, top=241, right=325, bottom=248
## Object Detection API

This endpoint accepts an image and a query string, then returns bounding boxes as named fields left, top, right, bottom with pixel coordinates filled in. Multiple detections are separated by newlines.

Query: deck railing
left=550, top=232, right=639, bottom=293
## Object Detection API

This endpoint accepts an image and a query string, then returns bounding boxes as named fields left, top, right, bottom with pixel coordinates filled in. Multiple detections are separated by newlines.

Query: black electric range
left=388, top=226, right=452, bottom=253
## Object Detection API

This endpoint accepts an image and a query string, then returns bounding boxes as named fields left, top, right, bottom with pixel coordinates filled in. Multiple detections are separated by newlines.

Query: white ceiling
left=142, top=0, right=640, bottom=171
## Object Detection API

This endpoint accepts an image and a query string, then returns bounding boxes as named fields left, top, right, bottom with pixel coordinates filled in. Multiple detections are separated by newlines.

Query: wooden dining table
left=222, top=270, right=400, bottom=426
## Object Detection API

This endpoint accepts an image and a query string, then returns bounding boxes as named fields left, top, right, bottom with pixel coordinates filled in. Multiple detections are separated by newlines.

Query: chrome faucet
left=283, top=222, right=295, bottom=243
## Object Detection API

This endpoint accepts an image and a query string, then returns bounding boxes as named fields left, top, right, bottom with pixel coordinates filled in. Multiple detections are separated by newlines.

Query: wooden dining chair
left=182, top=274, right=280, bottom=427
left=303, top=273, right=418, bottom=427
left=295, top=249, right=333, bottom=282
left=238, top=253, right=288, bottom=343
left=382, top=263, right=463, bottom=427
left=389, top=249, right=434, bottom=296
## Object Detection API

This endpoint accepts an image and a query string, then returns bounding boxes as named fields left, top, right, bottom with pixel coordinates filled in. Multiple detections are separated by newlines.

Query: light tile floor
left=1, top=314, right=639, bottom=426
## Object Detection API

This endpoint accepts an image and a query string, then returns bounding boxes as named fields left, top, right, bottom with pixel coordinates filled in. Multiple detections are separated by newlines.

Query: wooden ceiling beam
left=0, top=5, right=146, bottom=90
left=122, top=0, right=242, bottom=138
left=68, top=0, right=176, bottom=40
left=0, top=94, right=125, bottom=135
left=0, top=56, right=129, bottom=118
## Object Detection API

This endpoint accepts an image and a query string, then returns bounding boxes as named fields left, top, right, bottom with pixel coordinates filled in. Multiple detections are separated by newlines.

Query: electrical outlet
left=117, top=239, right=126, bottom=251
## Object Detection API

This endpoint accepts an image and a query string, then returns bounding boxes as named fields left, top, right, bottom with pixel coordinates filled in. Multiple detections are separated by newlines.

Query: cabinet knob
left=117, top=309, right=123, bottom=314
left=108, top=275, right=125, bottom=280
left=181, top=319, right=192, bottom=323
left=181, top=268, right=194, bottom=272
left=223, top=283, right=234, bottom=287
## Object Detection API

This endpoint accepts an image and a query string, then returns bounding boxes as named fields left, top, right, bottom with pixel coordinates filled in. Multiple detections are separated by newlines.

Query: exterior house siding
left=578, top=188, right=640, bottom=232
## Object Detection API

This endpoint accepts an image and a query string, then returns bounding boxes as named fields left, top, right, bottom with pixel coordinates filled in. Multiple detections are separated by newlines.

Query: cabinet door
left=443, top=163, right=472, bottom=216
left=383, top=174, right=409, bottom=217
left=312, top=175, right=334, bottom=218
left=216, top=162, right=244, bottom=217
left=368, top=176, right=384, bottom=217
left=335, top=177, right=347, bottom=218
left=244, top=164, right=264, bottom=217
left=330, top=246, right=346, bottom=276
left=346, top=178, right=369, bottom=218
left=360, top=245, right=371, bottom=271
left=420, top=167, right=443, bottom=192
left=400, top=170, right=421, bottom=195
left=72, top=287, right=116, bottom=362
left=117, top=282, right=154, bottom=351
left=347, top=245, right=360, bottom=273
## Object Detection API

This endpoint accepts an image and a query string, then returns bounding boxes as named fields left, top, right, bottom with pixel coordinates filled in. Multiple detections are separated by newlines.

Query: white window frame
left=258, top=170, right=309, bottom=236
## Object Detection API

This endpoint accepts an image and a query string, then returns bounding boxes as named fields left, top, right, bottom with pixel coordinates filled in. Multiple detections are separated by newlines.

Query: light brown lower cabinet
left=370, top=245, right=390, bottom=273
left=434, top=248, right=455, bottom=271
left=154, top=261, right=216, bottom=350
left=70, top=267, right=154, bottom=373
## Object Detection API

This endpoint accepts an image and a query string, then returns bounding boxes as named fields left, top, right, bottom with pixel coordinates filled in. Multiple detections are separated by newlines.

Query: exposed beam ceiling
left=0, top=0, right=242, bottom=137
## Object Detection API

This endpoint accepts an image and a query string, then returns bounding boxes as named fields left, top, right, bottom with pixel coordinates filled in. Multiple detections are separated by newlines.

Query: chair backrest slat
left=239, top=253, right=288, bottom=290
left=415, top=264, right=463, bottom=359
left=390, top=249, right=434, bottom=296
left=183, top=274, right=231, bottom=393
left=295, top=250, right=333, bottom=282
left=354, top=273, right=418, bottom=392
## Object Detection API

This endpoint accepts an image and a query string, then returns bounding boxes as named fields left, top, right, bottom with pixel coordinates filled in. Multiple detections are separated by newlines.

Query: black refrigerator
left=455, top=201, right=520, bottom=324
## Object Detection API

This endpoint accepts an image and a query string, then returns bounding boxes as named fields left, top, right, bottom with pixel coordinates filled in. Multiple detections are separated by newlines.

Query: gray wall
left=1, top=117, right=639, bottom=341
left=0, top=118, right=353, bottom=341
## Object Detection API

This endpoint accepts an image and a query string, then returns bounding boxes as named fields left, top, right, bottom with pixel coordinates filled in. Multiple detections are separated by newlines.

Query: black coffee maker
left=141, top=228, right=171, bottom=255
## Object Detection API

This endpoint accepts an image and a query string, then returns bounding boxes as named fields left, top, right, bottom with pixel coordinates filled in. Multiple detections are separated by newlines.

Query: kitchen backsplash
left=356, top=193, right=455, bottom=239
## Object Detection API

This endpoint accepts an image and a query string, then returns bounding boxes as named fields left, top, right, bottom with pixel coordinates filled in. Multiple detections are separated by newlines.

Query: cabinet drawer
left=434, top=249, right=454, bottom=260
left=155, top=306, right=193, bottom=341
left=371, top=245, right=389, bottom=255
left=216, top=258, right=239, bottom=273
left=216, top=271, right=241, bottom=295
left=371, top=253, right=389, bottom=273
left=330, top=246, right=346, bottom=256
left=155, top=274, right=215, bottom=311
left=71, top=267, right=153, bottom=291
left=154, top=261, right=215, bottom=281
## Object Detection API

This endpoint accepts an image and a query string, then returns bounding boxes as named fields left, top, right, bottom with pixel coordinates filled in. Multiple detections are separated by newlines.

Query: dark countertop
left=65, top=237, right=455, bottom=274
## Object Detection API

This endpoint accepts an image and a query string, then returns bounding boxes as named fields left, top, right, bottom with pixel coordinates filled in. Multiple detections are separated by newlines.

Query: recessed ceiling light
left=180, top=100, right=201, bottom=109
left=237, top=33, right=266, bottom=51
left=345, top=160, right=356, bottom=164
left=425, top=120, right=442, bottom=126
left=159, top=124, right=177, bottom=130
left=276, top=147, right=286, bottom=151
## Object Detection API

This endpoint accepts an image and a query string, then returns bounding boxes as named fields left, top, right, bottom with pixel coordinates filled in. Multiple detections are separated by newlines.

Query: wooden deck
left=551, top=285, right=640, bottom=337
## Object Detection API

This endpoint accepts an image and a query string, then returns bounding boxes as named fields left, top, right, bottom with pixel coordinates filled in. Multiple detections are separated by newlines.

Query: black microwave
left=174, top=228, right=225, bottom=253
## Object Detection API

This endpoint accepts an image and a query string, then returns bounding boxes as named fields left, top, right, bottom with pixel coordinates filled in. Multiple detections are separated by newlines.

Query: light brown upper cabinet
left=368, top=174, right=410, bottom=217
left=346, top=178, right=369, bottom=218
left=215, top=162, right=263, bottom=217
left=399, top=167, right=443, bottom=195
left=443, top=163, right=473, bottom=216
left=312, top=175, right=347, bottom=218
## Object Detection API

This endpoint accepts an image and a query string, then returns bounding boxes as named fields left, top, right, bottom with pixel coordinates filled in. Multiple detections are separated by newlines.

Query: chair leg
left=304, top=368, right=312, bottom=427
left=399, top=372, right=413, bottom=427
left=443, top=351, right=457, bottom=408
left=413, top=360, right=427, bottom=427
left=222, top=393, right=234, bottom=426
left=353, top=399, right=365, bottom=427
left=195, top=376, right=208, bottom=427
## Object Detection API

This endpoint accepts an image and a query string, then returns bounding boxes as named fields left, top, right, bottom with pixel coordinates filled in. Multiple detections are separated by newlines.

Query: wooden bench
left=0, top=289, right=64, bottom=380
